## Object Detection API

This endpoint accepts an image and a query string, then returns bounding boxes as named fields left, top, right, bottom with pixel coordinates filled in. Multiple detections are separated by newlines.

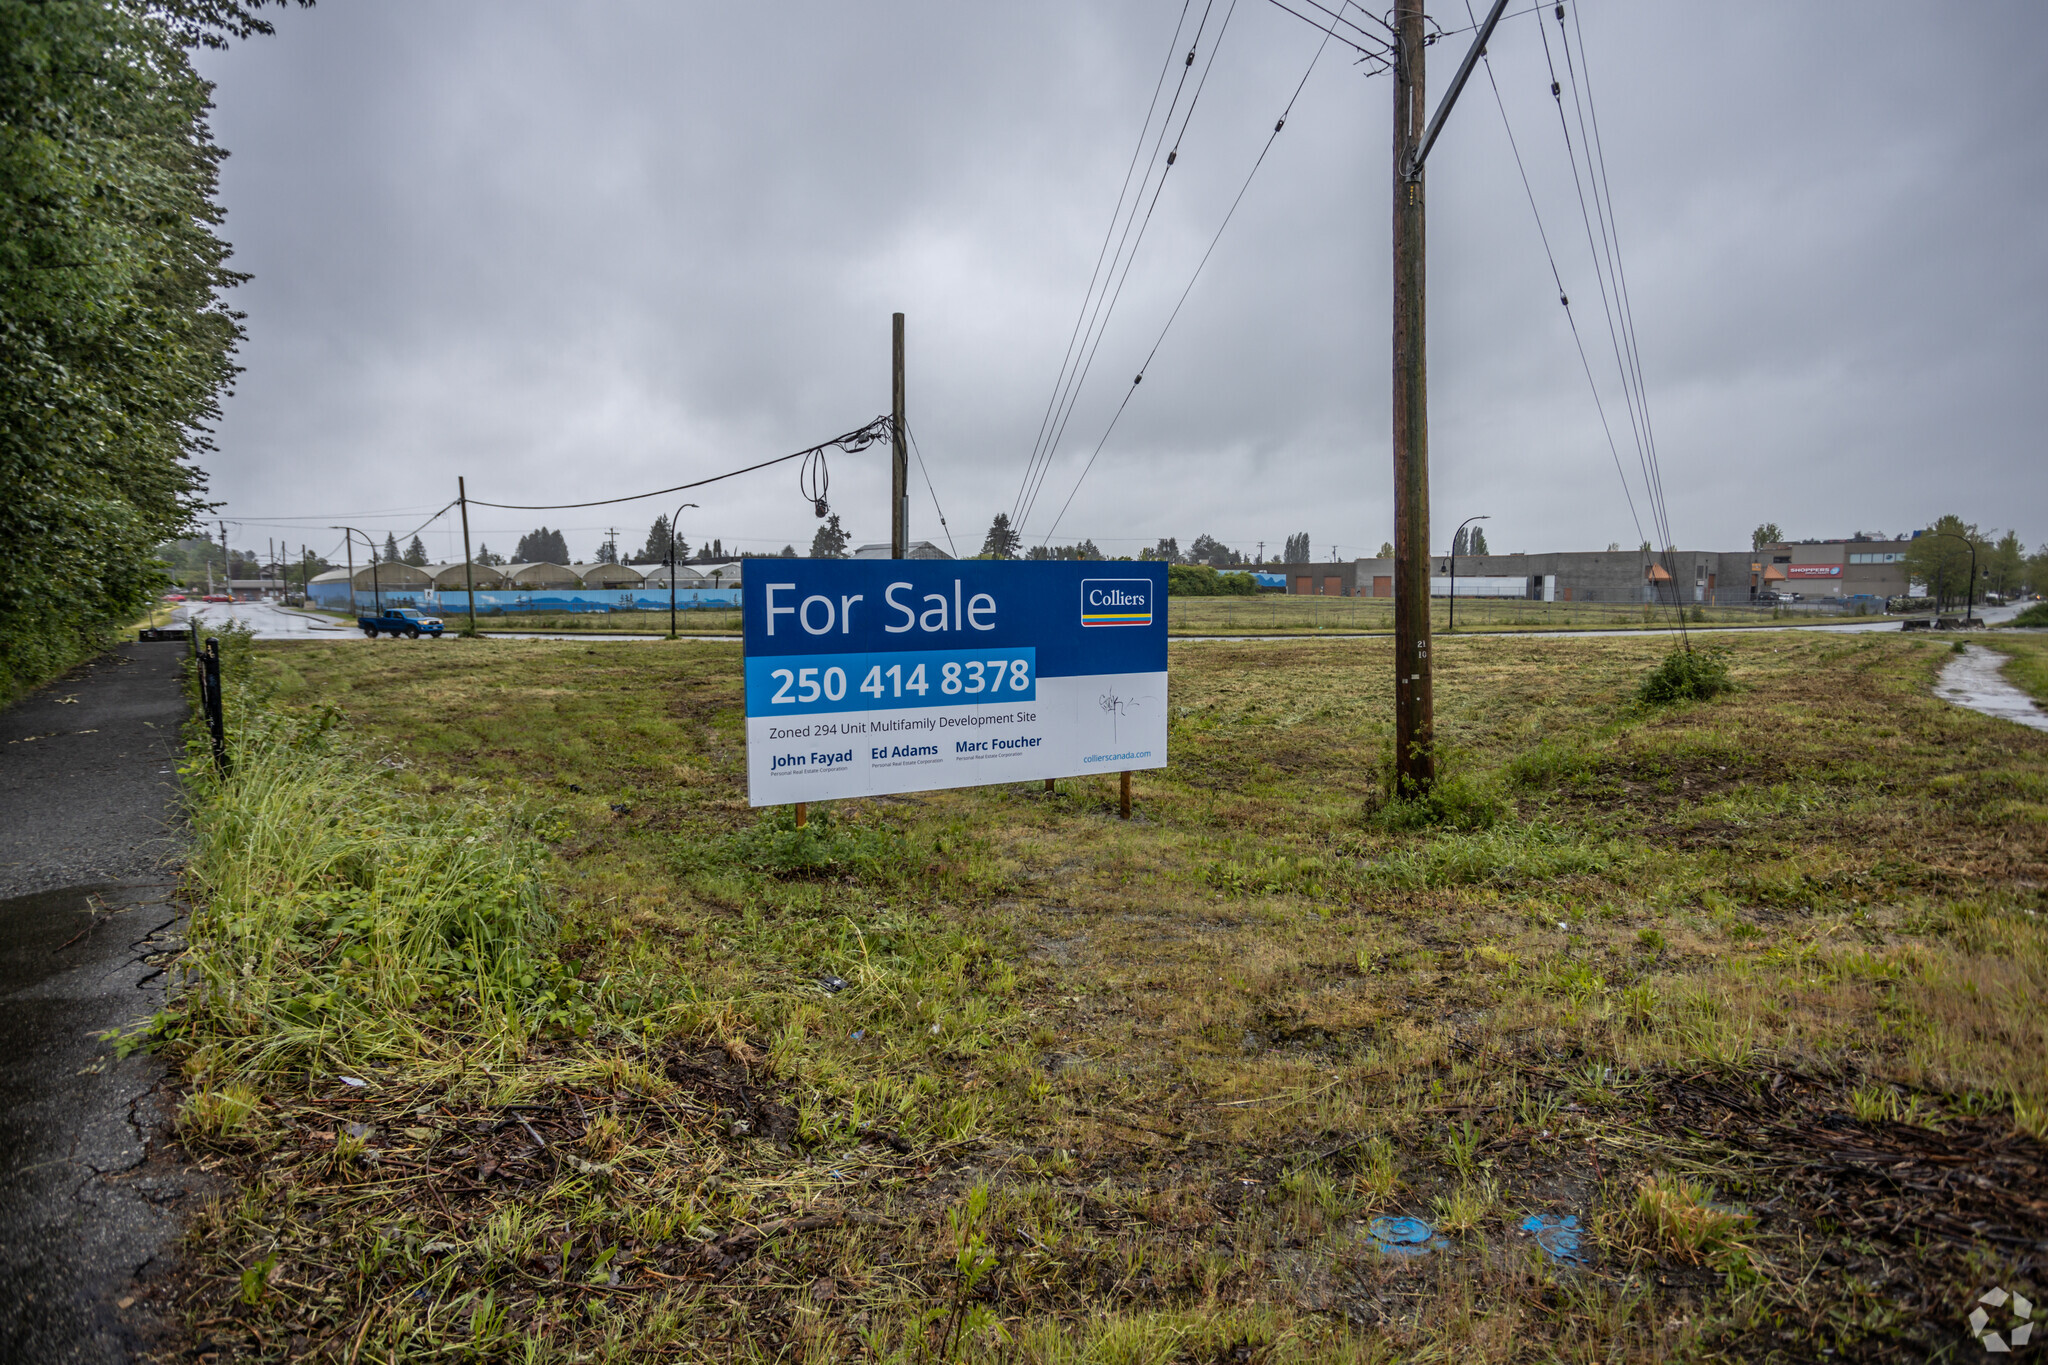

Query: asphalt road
left=1, top=642, right=197, bottom=1362
left=176, top=598, right=672, bottom=641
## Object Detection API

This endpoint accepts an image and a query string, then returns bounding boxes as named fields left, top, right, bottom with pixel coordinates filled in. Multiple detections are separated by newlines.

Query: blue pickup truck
left=358, top=607, right=446, bottom=639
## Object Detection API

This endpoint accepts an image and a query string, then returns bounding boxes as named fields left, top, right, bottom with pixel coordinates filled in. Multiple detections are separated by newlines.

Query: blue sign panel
left=742, top=560, right=1167, bottom=804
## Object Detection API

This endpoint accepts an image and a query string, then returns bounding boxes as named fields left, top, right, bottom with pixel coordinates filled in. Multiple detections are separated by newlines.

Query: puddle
left=1934, top=646, right=2048, bottom=732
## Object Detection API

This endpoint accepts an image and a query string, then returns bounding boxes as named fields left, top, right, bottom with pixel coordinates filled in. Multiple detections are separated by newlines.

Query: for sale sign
left=742, top=561, right=1168, bottom=805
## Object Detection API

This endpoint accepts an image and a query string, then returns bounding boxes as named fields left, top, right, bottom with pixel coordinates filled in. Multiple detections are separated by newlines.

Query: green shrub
left=1369, top=769, right=1508, bottom=832
left=2010, top=601, right=2048, bottom=627
left=1166, top=563, right=1257, bottom=597
left=1636, top=646, right=1732, bottom=705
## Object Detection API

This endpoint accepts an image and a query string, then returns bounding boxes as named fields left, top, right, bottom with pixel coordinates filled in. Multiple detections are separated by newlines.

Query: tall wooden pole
left=457, top=477, right=479, bottom=637
left=1391, top=0, right=1434, bottom=794
left=891, top=312, right=908, bottom=559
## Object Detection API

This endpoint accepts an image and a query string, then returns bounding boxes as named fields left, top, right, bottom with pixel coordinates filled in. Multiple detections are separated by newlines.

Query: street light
left=667, top=503, right=699, bottom=639
left=331, top=527, right=381, bottom=618
left=1447, top=514, right=1490, bottom=633
left=1928, top=529, right=1979, bottom=625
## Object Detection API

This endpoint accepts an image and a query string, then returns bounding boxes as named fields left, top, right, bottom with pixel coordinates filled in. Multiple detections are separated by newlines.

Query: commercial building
left=1276, top=562, right=1364, bottom=596
left=1753, top=536, right=1912, bottom=600
left=1306, top=550, right=1757, bottom=605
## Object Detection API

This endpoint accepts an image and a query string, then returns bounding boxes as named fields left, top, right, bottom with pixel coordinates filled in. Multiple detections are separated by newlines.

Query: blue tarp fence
left=308, top=583, right=741, bottom=614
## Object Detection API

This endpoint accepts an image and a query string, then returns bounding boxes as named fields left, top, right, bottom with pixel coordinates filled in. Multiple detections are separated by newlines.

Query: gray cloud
left=196, top=1, right=2048, bottom=565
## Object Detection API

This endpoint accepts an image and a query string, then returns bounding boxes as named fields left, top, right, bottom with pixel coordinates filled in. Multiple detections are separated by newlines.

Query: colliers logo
left=1081, top=579, right=1153, bottom=628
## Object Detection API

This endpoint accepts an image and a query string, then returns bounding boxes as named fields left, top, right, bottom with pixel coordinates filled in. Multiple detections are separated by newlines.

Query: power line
left=1014, top=0, right=1237, bottom=535
left=1533, top=3, right=1684, bottom=634
left=1460, top=0, right=1652, bottom=563
left=1019, top=0, right=1251, bottom=534
left=1259, top=0, right=1392, bottom=59
left=904, top=421, right=957, bottom=557
left=465, top=416, right=893, bottom=512
left=1013, top=0, right=1194, bottom=529
left=1033, top=1, right=1349, bottom=546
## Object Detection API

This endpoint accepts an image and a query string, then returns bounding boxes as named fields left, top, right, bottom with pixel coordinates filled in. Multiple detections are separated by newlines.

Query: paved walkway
left=0, top=642, right=195, bottom=1363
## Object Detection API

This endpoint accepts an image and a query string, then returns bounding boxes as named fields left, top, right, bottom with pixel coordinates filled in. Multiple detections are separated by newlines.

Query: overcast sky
left=193, top=1, right=2048, bottom=566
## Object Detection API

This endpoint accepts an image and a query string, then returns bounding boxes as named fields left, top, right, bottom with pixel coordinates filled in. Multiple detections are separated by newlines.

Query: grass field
left=330, top=596, right=1864, bottom=638
left=1164, top=595, right=1869, bottom=635
left=163, top=628, right=2047, bottom=1362
left=1990, top=632, right=2048, bottom=703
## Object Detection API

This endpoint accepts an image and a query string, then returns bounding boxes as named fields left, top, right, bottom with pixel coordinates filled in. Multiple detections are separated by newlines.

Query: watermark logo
left=1080, top=579, right=1153, bottom=628
left=1970, top=1287, right=2034, bottom=1353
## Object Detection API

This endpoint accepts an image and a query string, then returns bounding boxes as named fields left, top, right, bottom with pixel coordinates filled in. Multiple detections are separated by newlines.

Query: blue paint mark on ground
left=1519, top=1213, right=1584, bottom=1263
left=1366, top=1215, right=1447, bottom=1258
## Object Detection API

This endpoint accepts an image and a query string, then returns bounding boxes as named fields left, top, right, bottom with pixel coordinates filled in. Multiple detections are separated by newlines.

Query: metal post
left=343, top=531, right=355, bottom=618
left=203, top=637, right=230, bottom=776
left=667, top=502, right=697, bottom=640
left=1391, top=0, right=1434, bottom=795
left=1448, top=514, right=1488, bottom=633
left=458, top=477, right=479, bottom=637
left=891, top=312, right=908, bottom=559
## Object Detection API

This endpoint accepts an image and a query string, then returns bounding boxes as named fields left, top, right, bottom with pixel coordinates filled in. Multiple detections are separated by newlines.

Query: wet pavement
left=176, top=599, right=687, bottom=642
left=1, top=642, right=195, bottom=1362
left=1935, top=645, right=2048, bottom=732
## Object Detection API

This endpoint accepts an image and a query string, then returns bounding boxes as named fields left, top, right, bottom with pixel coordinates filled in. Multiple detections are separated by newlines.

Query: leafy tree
left=1901, top=515, right=1985, bottom=612
left=0, top=0, right=307, bottom=699
left=475, top=543, right=504, bottom=566
left=635, top=516, right=681, bottom=565
left=383, top=532, right=401, bottom=563
left=1469, top=525, right=1489, bottom=555
left=514, top=528, right=569, bottom=564
left=1187, top=534, right=1240, bottom=569
left=1378, top=542, right=1394, bottom=558
left=1751, top=523, right=1783, bottom=550
left=809, top=514, right=849, bottom=559
left=1139, top=538, right=1181, bottom=563
left=593, top=533, right=618, bottom=564
left=1025, top=540, right=1102, bottom=561
left=403, top=535, right=428, bottom=566
left=1451, top=526, right=1469, bottom=557
left=1283, top=532, right=1311, bottom=564
left=777, top=545, right=797, bottom=558
left=980, top=513, right=1021, bottom=559
left=693, top=537, right=731, bottom=564
left=1987, top=530, right=2024, bottom=597
left=2027, top=544, right=2048, bottom=597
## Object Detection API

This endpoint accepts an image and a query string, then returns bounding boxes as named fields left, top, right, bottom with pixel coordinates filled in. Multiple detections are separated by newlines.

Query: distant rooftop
left=852, top=542, right=951, bottom=560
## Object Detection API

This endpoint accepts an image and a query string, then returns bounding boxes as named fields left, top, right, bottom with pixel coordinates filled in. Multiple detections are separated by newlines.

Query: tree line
left=1, top=0, right=307, bottom=698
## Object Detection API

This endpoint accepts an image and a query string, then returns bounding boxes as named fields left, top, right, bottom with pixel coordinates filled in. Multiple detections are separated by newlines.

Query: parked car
left=357, top=607, right=445, bottom=638
left=202, top=593, right=233, bottom=603
left=1754, top=591, right=1785, bottom=605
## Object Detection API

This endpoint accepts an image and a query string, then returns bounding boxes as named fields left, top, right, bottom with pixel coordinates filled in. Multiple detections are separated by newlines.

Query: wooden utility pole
left=891, top=312, right=908, bottom=558
left=1390, top=0, right=1433, bottom=794
left=458, top=477, right=478, bottom=637
left=1389, top=0, right=1510, bottom=794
